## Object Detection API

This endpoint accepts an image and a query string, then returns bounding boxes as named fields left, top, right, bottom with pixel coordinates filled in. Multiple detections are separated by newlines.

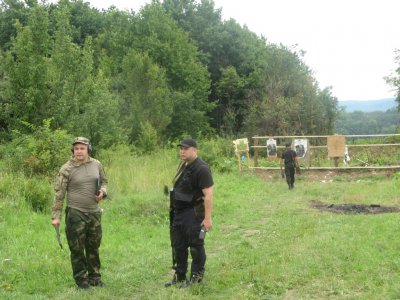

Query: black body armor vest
left=173, top=158, right=206, bottom=210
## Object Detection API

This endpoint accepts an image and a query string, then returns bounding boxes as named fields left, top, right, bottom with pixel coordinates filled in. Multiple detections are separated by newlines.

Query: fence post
left=253, top=137, right=259, bottom=167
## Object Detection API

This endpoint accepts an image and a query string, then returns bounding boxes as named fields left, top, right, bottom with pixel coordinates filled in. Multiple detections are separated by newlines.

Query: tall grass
left=1, top=147, right=400, bottom=299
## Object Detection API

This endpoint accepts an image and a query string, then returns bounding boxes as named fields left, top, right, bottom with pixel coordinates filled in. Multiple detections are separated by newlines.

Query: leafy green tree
left=2, top=5, right=51, bottom=132
left=215, top=66, right=244, bottom=135
left=315, top=87, right=339, bottom=134
left=0, top=0, right=341, bottom=145
left=0, top=0, right=31, bottom=50
left=132, top=3, right=214, bottom=138
left=50, top=36, right=121, bottom=148
left=118, top=50, right=173, bottom=143
left=162, top=0, right=223, bottom=66
left=243, top=45, right=302, bottom=135
left=94, top=8, right=135, bottom=77
left=49, top=0, right=105, bottom=46
left=243, top=44, right=338, bottom=136
left=0, top=3, right=121, bottom=147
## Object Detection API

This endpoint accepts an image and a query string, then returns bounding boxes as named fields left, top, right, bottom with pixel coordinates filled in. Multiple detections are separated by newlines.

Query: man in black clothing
left=165, top=138, right=214, bottom=288
left=280, top=142, right=300, bottom=189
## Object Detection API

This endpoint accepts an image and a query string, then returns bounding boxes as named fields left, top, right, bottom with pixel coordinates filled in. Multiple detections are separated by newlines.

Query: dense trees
left=0, top=0, right=342, bottom=149
left=335, top=108, right=400, bottom=135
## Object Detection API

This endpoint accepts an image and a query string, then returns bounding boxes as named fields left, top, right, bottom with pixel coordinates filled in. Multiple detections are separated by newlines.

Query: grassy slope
left=1, top=150, right=400, bottom=299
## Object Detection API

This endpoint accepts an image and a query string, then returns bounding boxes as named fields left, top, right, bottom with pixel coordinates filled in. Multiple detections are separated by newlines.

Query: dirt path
left=253, top=168, right=395, bottom=182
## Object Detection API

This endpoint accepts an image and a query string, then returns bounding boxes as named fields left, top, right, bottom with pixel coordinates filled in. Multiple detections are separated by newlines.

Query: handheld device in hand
left=199, top=227, right=206, bottom=239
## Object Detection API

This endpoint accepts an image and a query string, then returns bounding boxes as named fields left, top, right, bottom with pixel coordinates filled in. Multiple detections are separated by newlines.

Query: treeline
left=335, top=108, right=400, bottom=135
left=0, top=0, right=340, bottom=151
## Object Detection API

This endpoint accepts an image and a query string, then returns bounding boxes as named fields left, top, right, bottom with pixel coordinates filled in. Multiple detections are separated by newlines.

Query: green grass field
left=1, top=149, right=400, bottom=299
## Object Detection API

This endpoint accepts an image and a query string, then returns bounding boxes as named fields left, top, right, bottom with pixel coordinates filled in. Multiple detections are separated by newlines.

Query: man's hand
left=296, top=166, right=301, bottom=174
left=201, top=218, right=212, bottom=232
left=51, top=219, right=60, bottom=228
left=96, top=191, right=105, bottom=202
left=281, top=170, right=285, bottom=179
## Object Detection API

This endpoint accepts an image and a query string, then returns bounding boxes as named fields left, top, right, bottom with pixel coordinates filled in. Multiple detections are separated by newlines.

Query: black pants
left=285, top=167, right=295, bottom=188
left=172, top=208, right=206, bottom=281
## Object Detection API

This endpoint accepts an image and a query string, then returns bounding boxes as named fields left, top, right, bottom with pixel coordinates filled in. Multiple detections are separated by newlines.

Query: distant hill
left=338, top=98, right=396, bottom=112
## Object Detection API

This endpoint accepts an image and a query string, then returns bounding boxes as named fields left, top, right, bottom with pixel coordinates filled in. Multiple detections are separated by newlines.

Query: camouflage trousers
left=65, top=207, right=102, bottom=285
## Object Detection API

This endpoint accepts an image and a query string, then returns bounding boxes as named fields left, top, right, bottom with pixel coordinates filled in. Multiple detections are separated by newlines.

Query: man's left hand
left=201, top=218, right=212, bottom=232
left=96, top=191, right=104, bottom=202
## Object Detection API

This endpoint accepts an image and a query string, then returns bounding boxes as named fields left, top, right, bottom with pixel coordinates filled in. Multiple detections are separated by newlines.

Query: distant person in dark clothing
left=280, top=143, right=300, bottom=189
left=165, top=138, right=214, bottom=288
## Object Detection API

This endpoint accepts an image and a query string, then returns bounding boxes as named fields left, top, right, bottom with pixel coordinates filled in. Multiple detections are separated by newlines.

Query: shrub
left=197, top=137, right=236, bottom=173
left=1, top=119, right=72, bottom=177
left=137, top=121, right=159, bottom=154
left=0, top=173, right=52, bottom=213
left=22, top=177, right=53, bottom=213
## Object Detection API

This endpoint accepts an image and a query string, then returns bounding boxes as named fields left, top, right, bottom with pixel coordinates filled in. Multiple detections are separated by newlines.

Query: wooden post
left=334, top=157, right=340, bottom=167
left=246, top=148, right=250, bottom=167
left=237, top=153, right=242, bottom=171
left=254, top=137, right=259, bottom=167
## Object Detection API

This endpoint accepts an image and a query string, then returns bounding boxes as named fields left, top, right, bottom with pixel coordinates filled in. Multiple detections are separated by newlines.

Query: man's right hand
left=51, top=219, right=60, bottom=228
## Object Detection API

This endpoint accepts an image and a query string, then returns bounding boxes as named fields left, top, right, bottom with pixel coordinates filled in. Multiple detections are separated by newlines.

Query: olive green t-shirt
left=67, top=160, right=102, bottom=213
left=52, top=158, right=108, bottom=220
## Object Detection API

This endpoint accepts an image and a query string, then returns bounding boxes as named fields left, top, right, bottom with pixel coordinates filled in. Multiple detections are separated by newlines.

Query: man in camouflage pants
left=51, top=137, right=108, bottom=290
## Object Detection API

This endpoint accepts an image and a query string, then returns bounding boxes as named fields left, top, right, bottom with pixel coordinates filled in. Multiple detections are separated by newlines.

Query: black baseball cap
left=178, top=138, right=197, bottom=148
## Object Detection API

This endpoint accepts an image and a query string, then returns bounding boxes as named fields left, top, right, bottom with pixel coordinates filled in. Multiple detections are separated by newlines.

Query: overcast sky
left=85, top=0, right=400, bottom=101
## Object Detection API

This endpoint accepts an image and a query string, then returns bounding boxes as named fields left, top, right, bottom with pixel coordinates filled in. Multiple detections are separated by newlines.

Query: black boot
left=177, top=279, right=190, bottom=289
left=165, top=273, right=190, bottom=288
left=164, top=273, right=177, bottom=287
left=76, top=281, right=90, bottom=290
left=190, top=273, right=203, bottom=284
left=89, top=279, right=106, bottom=287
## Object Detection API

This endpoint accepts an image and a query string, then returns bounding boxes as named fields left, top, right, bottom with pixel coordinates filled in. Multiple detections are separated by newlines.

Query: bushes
left=0, top=120, right=69, bottom=213
left=197, top=137, right=236, bottom=173
left=0, top=173, right=52, bottom=213
left=22, top=177, right=53, bottom=213
left=1, top=120, right=72, bottom=177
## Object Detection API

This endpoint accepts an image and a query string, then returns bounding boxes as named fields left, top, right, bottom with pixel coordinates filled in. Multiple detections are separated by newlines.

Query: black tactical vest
left=173, top=158, right=206, bottom=210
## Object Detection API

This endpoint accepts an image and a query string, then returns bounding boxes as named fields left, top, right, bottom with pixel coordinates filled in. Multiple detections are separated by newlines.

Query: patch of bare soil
left=310, top=200, right=400, bottom=214
left=243, top=229, right=260, bottom=237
